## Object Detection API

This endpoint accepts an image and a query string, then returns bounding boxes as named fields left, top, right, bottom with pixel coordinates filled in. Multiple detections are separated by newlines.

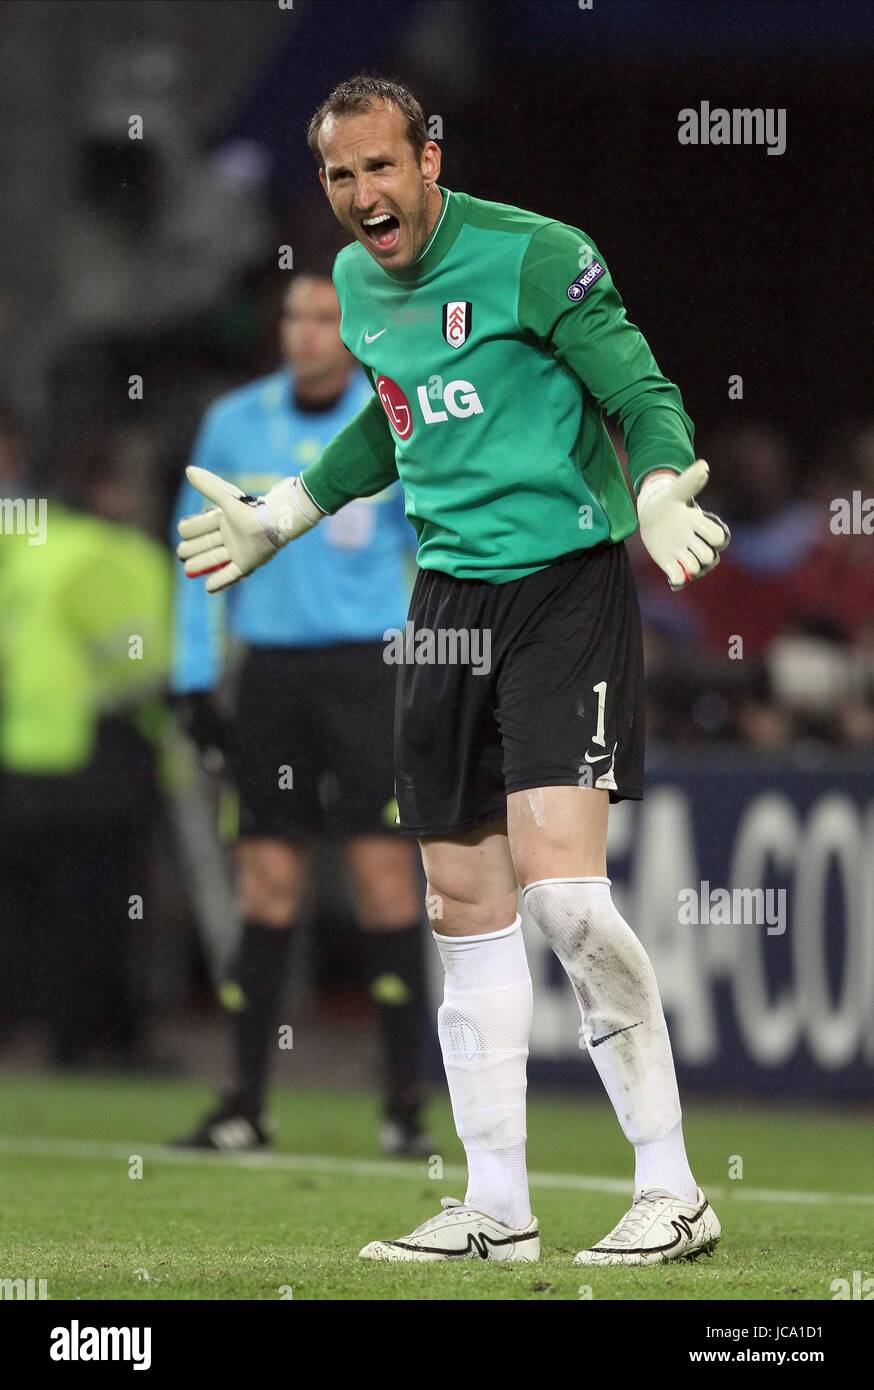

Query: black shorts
left=233, top=644, right=398, bottom=839
left=394, top=541, right=645, bottom=838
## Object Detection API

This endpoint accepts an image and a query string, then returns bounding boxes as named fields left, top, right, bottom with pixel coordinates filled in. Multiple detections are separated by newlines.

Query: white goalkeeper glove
left=176, top=466, right=323, bottom=593
left=637, top=459, right=730, bottom=591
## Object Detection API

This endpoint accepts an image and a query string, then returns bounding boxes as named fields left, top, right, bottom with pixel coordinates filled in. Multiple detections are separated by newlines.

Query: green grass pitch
left=0, top=1074, right=871, bottom=1300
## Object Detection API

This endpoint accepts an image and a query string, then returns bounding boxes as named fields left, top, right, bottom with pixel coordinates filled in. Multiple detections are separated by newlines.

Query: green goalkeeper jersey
left=301, top=185, right=695, bottom=583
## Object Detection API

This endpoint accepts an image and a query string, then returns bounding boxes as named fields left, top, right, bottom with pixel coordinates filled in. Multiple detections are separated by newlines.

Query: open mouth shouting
left=361, top=210, right=401, bottom=253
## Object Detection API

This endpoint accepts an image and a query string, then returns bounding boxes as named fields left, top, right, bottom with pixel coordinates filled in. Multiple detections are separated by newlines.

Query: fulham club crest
left=442, top=300, right=472, bottom=348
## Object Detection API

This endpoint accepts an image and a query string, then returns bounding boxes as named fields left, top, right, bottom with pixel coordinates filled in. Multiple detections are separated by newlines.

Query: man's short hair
left=307, top=73, right=428, bottom=169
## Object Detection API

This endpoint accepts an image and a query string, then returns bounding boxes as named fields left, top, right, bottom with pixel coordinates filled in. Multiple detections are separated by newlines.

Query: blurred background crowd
left=0, top=0, right=871, bottom=1104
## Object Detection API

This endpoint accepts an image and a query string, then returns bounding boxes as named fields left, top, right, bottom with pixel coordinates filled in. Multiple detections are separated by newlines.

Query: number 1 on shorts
left=592, top=680, right=607, bottom=748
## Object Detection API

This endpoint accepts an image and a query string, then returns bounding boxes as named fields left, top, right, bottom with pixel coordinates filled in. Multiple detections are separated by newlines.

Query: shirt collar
left=384, top=185, right=464, bottom=282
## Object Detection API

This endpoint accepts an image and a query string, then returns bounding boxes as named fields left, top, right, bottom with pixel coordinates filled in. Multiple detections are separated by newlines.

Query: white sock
left=434, top=916, right=532, bottom=1229
left=634, top=1122, right=697, bottom=1204
left=523, top=876, right=697, bottom=1202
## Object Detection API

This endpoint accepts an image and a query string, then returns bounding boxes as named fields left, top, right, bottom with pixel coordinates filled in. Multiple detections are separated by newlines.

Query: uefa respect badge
left=566, top=260, right=605, bottom=301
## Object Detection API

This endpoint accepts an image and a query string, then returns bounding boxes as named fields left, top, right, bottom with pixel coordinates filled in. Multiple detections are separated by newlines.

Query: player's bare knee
left=419, top=822, right=517, bottom=934
left=346, top=835, right=420, bottom=927
left=237, top=878, right=299, bottom=926
left=509, top=786, right=608, bottom=885
left=424, top=879, right=517, bottom=936
left=236, top=839, right=307, bottom=926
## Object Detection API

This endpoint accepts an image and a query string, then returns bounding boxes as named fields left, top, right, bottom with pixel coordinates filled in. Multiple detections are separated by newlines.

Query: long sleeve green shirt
left=301, top=185, right=694, bottom=582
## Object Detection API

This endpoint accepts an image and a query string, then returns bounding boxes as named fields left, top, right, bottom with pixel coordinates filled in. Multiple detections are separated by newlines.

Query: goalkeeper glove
left=637, top=459, right=730, bottom=591
left=177, top=466, right=323, bottom=593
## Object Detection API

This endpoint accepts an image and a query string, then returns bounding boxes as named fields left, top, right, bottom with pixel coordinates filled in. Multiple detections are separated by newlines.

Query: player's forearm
left=620, top=393, right=696, bottom=493
left=568, top=334, right=696, bottom=490
left=299, top=394, right=398, bottom=515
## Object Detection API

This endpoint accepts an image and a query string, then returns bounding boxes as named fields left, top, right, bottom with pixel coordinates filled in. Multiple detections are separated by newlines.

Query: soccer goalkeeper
left=178, top=75, right=730, bottom=1266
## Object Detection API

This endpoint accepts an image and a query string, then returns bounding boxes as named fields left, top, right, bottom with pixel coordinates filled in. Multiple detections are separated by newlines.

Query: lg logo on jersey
left=376, top=375, right=483, bottom=439
left=376, top=376, right=413, bottom=439
left=419, top=377, right=483, bottom=425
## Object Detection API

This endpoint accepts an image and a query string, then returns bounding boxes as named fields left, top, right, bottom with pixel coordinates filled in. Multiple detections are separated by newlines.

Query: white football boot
left=574, top=1186, right=720, bottom=1266
left=359, top=1197, right=540, bottom=1262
